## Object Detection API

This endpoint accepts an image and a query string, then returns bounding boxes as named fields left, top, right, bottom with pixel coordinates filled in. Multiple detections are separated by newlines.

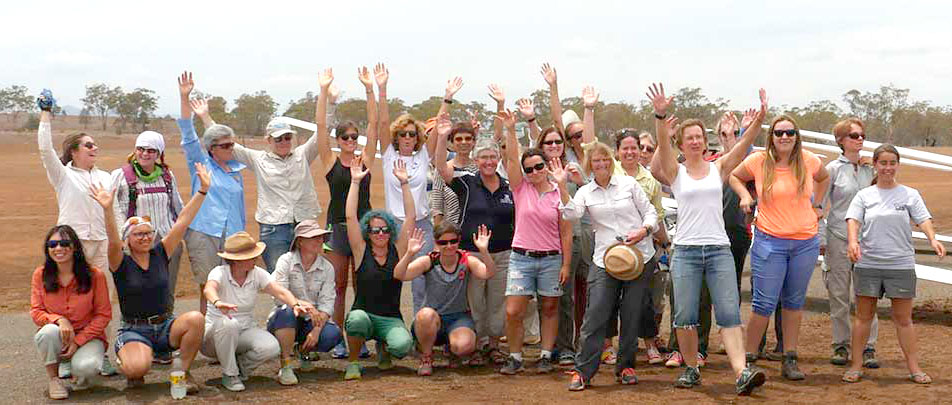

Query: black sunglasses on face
left=339, top=133, right=359, bottom=141
left=397, top=130, right=418, bottom=138
left=847, top=132, right=865, bottom=140
left=136, top=146, right=159, bottom=154
left=453, top=135, right=474, bottom=143
left=81, top=141, right=97, bottom=150
left=273, top=134, right=293, bottom=142
left=523, top=162, right=546, bottom=174
left=47, top=240, right=73, bottom=249
left=541, top=139, right=564, bottom=146
left=213, top=142, right=235, bottom=150
left=435, top=238, right=460, bottom=246
left=640, top=145, right=655, bottom=153
left=369, top=226, right=391, bottom=235
left=772, top=129, right=798, bottom=138
left=567, top=132, right=583, bottom=140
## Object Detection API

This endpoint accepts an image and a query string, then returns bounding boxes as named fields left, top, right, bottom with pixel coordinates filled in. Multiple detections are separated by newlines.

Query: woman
left=202, top=231, right=317, bottom=392
left=431, top=121, right=478, bottom=226
left=36, top=90, right=119, bottom=378
left=342, top=156, right=416, bottom=380
left=91, top=163, right=210, bottom=395
left=498, top=108, right=573, bottom=375
left=177, top=72, right=247, bottom=314
left=730, top=113, right=830, bottom=381
left=842, top=144, right=944, bottom=384
left=314, top=65, right=380, bottom=359
left=31, top=226, right=112, bottom=400
left=555, top=141, right=658, bottom=390
left=395, top=223, right=496, bottom=376
left=267, top=219, right=344, bottom=385
left=820, top=118, right=878, bottom=367
left=650, top=83, right=767, bottom=394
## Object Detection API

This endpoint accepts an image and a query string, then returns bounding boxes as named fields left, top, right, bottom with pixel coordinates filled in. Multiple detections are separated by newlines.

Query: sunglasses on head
left=339, top=133, right=359, bottom=141
left=212, top=142, right=235, bottom=150
left=772, top=129, right=798, bottom=138
left=541, top=139, right=564, bottom=146
left=136, top=146, right=159, bottom=154
left=435, top=238, right=460, bottom=246
left=369, top=226, right=391, bottom=235
left=640, top=145, right=655, bottom=153
left=567, top=132, right=583, bottom=141
left=397, top=130, right=418, bottom=138
left=523, top=162, right=546, bottom=174
left=81, top=141, right=97, bottom=150
left=273, top=134, right=293, bottom=142
left=47, top=240, right=73, bottom=249
left=847, top=132, right=865, bottom=140
left=721, top=130, right=740, bottom=137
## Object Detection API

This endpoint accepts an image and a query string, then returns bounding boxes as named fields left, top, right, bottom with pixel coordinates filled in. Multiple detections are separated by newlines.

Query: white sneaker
left=278, top=365, right=298, bottom=386
left=221, top=375, right=245, bottom=392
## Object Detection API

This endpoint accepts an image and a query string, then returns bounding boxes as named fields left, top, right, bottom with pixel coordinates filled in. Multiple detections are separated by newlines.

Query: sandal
left=487, top=348, right=507, bottom=365
left=909, top=372, right=932, bottom=385
left=841, top=370, right=863, bottom=383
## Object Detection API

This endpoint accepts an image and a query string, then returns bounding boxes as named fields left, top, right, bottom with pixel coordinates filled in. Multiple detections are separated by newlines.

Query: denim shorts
left=749, top=228, right=820, bottom=316
left=506, top=251, right=563, bottom=297
left=115, top=316, right=177, bottom=355
left=854, top=267, right=916, bottom=299
left=328, top=222, right=352, bottom=256
left=670, top=245, right=742, bottom=329
left=412, top=311, right=476, bottom=346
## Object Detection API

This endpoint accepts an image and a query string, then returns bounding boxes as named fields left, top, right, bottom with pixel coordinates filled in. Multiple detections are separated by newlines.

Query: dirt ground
left=2, top=118, right=951, bottom=403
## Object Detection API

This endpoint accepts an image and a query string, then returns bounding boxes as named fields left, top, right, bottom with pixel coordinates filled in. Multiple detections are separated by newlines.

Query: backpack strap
left=161, top=168, right=178, bottom=222
left=121, top=164, right=138, bottom=218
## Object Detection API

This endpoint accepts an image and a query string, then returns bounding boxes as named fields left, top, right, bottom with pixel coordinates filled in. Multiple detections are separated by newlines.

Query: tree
left=232, top=91, right=277, bottom=137
left=79, top=108, right=91, bottom=129
left=114, top=88, right=158, bottom=133
left=842, top=84, right=910, bottom=143
left=670, top=87, right=728, bottom=126
left=1, top=85, right=34, bottom=122
left=82, top=84, right=123, bottom=130
left=283, top=92, right=317, bottom=122
left=785, top=100, right=842, bottom=133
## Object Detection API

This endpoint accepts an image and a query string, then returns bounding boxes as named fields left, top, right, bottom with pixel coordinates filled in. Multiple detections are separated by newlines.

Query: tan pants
left=468, top=250, right=510, bottom=339
left=823, top=234, right=877, bottom=349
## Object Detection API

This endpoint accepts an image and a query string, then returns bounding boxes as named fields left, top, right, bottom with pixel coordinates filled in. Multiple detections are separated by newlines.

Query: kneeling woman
left=396, top=223, right=496, bottom=376
left=92, top=163, right=210, bottom=395
left=341, top=156, right=416, bottom=380
left=202, top=231, right=317, bottom=392
left=31, top=226, right=112, bottom=400
left=267, top=219, right=344, bottom=385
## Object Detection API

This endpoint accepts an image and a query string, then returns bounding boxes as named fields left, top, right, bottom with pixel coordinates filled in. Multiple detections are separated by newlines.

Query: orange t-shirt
left=742, top=150, right=822, bottom=240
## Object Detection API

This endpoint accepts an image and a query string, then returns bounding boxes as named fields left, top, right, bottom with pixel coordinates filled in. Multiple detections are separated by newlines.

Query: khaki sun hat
left=293, top=219, right=332, bottom=248
left=603, top=242, right=645, bottom=281
left=217, top=231, right=266, bottom=261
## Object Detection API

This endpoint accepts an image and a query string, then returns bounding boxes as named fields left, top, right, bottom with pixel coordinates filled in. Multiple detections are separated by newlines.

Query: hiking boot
left=617, top=367, right=638, bottom=385
left=830, top=346, right=849, bottom=366
left=536, top=356, right=555, bottom=374
left=674, top=366, right=702, bottom=388
left=862, top=348, right=880, bottom=369
left=735, top=365, right=767, bottom=395
left=499, top=356, right=524, bottom=375
left=278, top=365, right=298, bottom=385
left=559, top=350, right=576, bottom=366
left=781, top=351, right=805, bottom=381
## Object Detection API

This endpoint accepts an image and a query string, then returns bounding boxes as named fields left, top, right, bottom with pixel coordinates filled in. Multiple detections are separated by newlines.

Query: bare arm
left=89, top=183, right=123, bottom=272
left=730, top=164, right=756, bottom=214
left=359, top=66, right=380, bottom=168
left=393, top=160, right=416, bottom=256
left=433, top=112, right=454, bottom=183
left=488, top=84, right=506, bottom=146
left=177, top=71, right=193, bottom=119
left=717, top=89, right=767, bottom=182
left=374, top=63, right=393, bottom=152
left=161, top=163, right=210, bottom=254
left=541, top=63, right=564, bottom=133
left=430, top=76, right=463, bottom=158
left=394, top=228, right=430, bottom=281
left=558, top=216, right=573, bottom=285
left=846, top=218, right=862, bottom=263
left=346, top=156, right=370, bottom=267
left=500, top=110, right=523, bottom=190
left=918, top=219, right=947, bottom=258
left=647, top=83, right=679, bottom=186
left=581, top=86, right=599, bottom=145
left=315, top=68, right=335, bottom=172
left=516, top=98, right=539, bottom=143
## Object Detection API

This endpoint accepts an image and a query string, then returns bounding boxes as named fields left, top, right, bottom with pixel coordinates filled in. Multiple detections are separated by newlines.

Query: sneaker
left=735, top=366, right=767, bottom=395
left=696, top=353, right=707, bottom=368
left=647, top=346, right=664, bottom=365
left=559, top=350, right=576, bottom=366
left=617, top=367, right=638, bottom=385
left=126, top=377, right=145, bottom=389
left=221, top=375, right=245, bottom=392
left=781, top=351, right=805, bottom=381
left=378, top=343, right=393, bottom=370
left=101, top=354, right=119, bottom=376
left=278, top=365, right=298, bottom=386
left=58, top=362, right=71, bottom=379
left=601, top=347, right=617, bottom=365
left=331, top=341, right=348, bottom=359
left=153, top=351, right=173, bottom=365
left=568, top=370, right=587, bottom=391
left=48, top=378, right=68, bottom=400
left=359, top=343, right=371, bottom=359
left=862, top=348, right=880, bottom=369
left=674, top=366, right=702, bottom=388
left=499, top=356, right=524, bottom=375
left=343, top=362, right=362, bottom=380
left=536, top=356, right=554, bottom=374
left=830, top=346, right=849, bottom=366
left=417, top=354, right=434, bottom=376
left=665, top=351, right=684, bottom=368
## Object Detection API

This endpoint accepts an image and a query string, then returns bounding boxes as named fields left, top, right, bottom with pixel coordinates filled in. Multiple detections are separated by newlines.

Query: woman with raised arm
left=92, top=163, right=210, bottom=396
left=497, top=109, right=572, bottom=375
left=341, top=156, right=416, bottom=380
left=540, top=63, right=585, bottom=165
left=315, top=66, right=379, bottom=360
left=730, top=112, right=830, bottom=382
left=430, top=115, right=479, bottom=226
left=31, top=225, right=112, bottom=400
left=176, top=72, right=247, bottom=314
left=841, top=144, right=944, bottom=385
left=395, top=224, right=496, bottom=376
left=649, top=84, right=767, bottom=395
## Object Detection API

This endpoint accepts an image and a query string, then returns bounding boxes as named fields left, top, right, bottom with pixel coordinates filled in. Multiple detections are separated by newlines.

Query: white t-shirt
left=671, top=162, right=730, bottom=246
left=205, top=265, right=273, bottom=329
left=846, top=184, right=931, bottom=269
left=382, top=145, right=431, bottom=221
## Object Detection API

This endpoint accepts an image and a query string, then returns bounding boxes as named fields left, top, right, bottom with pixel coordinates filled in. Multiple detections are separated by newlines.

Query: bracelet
left=400, top=180, right=409, bottom=186
left=198, top=190, right=208, bottom=195
left=212, top=299, right=220, bottom=306
left=654, top=113, right=667, bottom=120
left=527, top=117, right=536, bottom=123
left=443, top=98, right=454, bottom=104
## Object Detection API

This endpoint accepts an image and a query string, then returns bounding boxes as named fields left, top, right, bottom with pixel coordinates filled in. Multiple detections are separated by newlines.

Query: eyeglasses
left=640, top=145, right=655, bottom=153
left=212, top=142, right=235, bottom=150
left=541, top=139, right=564, bottom=146
left=772, top=129, right=798, bottom=138
left=81, top=141, right=97, bottom=150
left=397, top=130, right=418, bottom=138
left=273, top=134, right=293, bottom=143
left=721, top=130, right=740, bottom=138
left=453, top=135, right=474, bottom=143
left=47, top=240, right=73, bottom=249
left=369, top=226, right=391, bottom=235
left=339, top=133, right=359, bottom=141
left=567, top=132, right=583, bottom=141
left=131, top=231, right=155, bottom=239
left=435, top=238, right=460, bottom=246
left=136, top=146, right=159, bottom=155
left=523, top=162, right=546, bottom=174
left=847, top=132, right=865, bottom=140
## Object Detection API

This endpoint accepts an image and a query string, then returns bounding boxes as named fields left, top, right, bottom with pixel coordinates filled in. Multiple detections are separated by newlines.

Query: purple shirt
left=511, top=180, right=563, bottom=251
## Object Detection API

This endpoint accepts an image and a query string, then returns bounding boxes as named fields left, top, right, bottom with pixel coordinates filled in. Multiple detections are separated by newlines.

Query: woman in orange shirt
left=31, top=225, right=113, bottom=400
left=730, top=115, right=829, bottom=381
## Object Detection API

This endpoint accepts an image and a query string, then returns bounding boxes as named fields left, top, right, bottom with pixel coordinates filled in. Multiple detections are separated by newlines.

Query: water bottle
left=170, top=356, right=186, bottom=399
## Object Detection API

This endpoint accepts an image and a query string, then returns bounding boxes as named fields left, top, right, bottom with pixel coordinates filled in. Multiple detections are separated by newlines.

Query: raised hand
left=741, top=108, right=757, bottom=130
left=392, top=159, right=409, bottom=184
left=194, top=163, right=211, bottom=193
left=189, top=98, right=209, bottom=117
left=540, top=63, right=557, bottom=86
left=516, top=98, right=536, bottom=120
left=582, top=85, right=599, bottom=108
left=88, top=182, right=114, bottom=208
left=436, top=112, right=452, bottom=138
left=358, top=66, right=373, bottom=89
left=350, top=155, right=370, bottom=180
left=473, top=224, right=492, bottom=251
left=445, top=76, right=464, bottom=100
left=468, top=110, right=481, bottom=132
left=319, top=68, right=334, bottom=90
left=725, top=112, right=739, bottom=131
left=663, top=116, right=679, bottom=135
left=546, top=157, right=568, bottom=184
left=487, top=84, right=505, bottom=105
left=374, top=63, right=389, bottom=88
left=758, top=88, right=769, bottom=117
left=496, top=109, right=517, bottom=128
left=407, top=227, right=425, bottom=256
left=646, top=83, right=673, bottom=116
left=565, top=163, right=584, bottom=185
left=178, top=71, right=194, bottom=98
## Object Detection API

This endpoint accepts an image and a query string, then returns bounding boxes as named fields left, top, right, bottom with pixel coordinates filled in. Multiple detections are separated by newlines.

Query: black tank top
left=352, top=244, right=402, bottom=318
left=326, top=157, right=372, bottom=224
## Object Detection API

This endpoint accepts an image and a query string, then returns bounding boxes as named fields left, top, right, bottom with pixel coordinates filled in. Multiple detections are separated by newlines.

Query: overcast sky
left=3, top=0, right=951, bottom=116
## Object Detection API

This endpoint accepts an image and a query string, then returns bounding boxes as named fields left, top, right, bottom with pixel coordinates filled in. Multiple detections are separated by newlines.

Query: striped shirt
left=430, top=161, right=477, bottom=225
left=111, top=166, right=184, bottom=238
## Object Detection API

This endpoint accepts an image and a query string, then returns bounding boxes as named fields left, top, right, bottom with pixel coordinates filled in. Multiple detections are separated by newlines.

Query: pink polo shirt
left=511, top=180, right=563, bottom=251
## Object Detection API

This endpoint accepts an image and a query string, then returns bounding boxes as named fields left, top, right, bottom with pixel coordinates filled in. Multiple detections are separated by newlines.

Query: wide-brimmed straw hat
left=217, top=231, right=266, bottom=261
left=603, top=242, right=645, bottom=281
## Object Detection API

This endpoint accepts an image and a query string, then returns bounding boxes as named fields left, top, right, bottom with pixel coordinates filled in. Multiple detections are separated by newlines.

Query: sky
left=3, top=0, right=951, bottom=116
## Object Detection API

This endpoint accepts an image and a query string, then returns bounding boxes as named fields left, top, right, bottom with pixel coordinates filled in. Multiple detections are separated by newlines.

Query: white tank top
left=671, top=162, right=730, bottom=246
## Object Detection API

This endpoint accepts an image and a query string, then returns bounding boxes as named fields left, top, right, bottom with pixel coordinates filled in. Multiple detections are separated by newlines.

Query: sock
left=511, top=352, right=523, bottom=362
left=281, top=357, right=293, bottom=367
left=540, top=350, right=552, bottom=360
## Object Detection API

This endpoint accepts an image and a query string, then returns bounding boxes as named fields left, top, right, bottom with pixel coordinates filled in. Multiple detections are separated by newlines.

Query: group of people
left=29, top=64, right=945, bottom=400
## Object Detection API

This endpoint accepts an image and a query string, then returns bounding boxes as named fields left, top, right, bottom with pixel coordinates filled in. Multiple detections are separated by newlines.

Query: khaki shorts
left=185, top=229, right=222, bottom=285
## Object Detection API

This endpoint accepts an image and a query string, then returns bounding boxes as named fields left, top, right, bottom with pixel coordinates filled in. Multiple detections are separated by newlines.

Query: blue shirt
left=177, top=119, right=247, bottom=238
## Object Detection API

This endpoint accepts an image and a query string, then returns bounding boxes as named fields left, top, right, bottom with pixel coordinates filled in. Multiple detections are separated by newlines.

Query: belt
left=123, top=313, right=171, bottom=326
left=512, top=247, right=560, bottom=258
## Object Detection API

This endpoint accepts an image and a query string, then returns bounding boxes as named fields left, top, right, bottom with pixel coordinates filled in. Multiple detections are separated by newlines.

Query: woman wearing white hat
left=201, top=231, right=317, bottom=392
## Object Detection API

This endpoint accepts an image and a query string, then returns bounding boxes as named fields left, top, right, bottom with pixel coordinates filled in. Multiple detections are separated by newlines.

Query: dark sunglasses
left=847, top=132, right=865, bottom=140
left=397, top=130, right=418, bottom=138
left=339, top=133, right=359, bottom=141
left=453, top=135, right=474, bottom=143
left=523, top=162, right=546, bottom=174
left=541, top=139, right=564, bottom=146
left=721, top=130, right=740, bottom=137
left=136, top=146, right=159, bottom=154
left=640, top=145, right=655, bottom=153
left=567, top=132, right=583, bottom=141
left=273, top=134, right=293, bottom=142
left=772, top=129, right=798, bottom=138
left=369, top=226, right=391, bottom=235
left=213, top=142, right=235, bottom=149
left=47, top=240, right=73, bottom=249
left=81, top=141, right=97, bottom=150
left=435, top=238, right=460, bottom=246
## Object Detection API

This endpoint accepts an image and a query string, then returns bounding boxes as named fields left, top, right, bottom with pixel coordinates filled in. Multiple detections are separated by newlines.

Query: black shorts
left=328, top=222, right=353, bottom=256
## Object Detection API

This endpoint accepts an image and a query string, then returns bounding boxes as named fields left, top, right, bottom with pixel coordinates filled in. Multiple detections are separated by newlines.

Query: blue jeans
left=507, top=252, right=564, bottom=297
left=260, top=223, right=294, bottom=274
left=670, top=245, right=742, bottom=329
left=266, top=306, right=343, bottom=352
left=750, top=228, right=820, bottom=316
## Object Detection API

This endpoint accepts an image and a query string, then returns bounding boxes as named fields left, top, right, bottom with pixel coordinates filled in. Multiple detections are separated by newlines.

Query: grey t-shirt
left=421, top=251, right=470, bottom=315
left=845, top=184, right=931, bottom=269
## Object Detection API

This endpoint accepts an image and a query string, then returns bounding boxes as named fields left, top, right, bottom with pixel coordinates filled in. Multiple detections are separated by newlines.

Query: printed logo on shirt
left=499, top=194, right=514, bottom=205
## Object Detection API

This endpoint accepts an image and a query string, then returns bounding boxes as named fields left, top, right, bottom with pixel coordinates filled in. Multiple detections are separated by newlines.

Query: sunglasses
left=523, top=162, right=546, bottom=174
left=640, top=145, right=655, bottom=153
left=81, top=141, right=97, bottom=150
left=131, top=231, right=155, bottom=239
left=339, top=133, right=359, bottom=141
left=369, top=226, right=391, bottom=235
left=136, top=146, right=159, bottom=155
left=397, top=130, right=418, bottom=138
left=541, top=139, right=564, bottom=146
left=273, top=134, right=293, bottom=143
left=212, top=142, right=235, bottom=150
left=772, top=129, right=798, bottom=138
left=47, top=240, right=73, bottom=249
left=435, top=238, right=460, bottom=246
left=721, top=130, right=740, bottom=137
left=847, top=132, right=865, bottom=140
left=567, top=132, right=583, bottom=141
left=453, top=135, right=474, bottom=143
